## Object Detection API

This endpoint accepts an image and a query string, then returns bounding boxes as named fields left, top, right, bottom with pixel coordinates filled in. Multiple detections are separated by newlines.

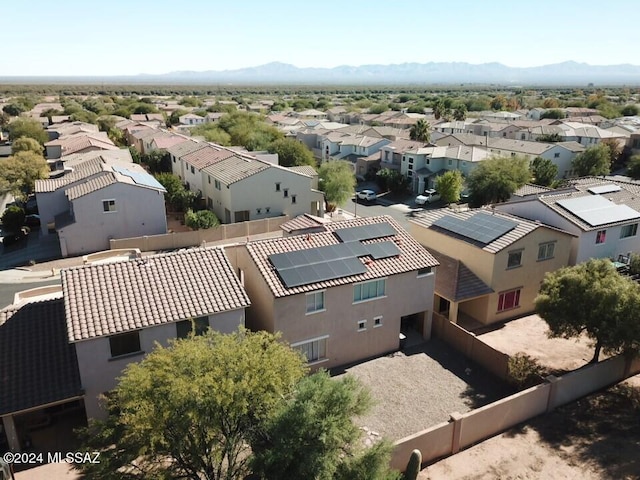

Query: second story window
left=306, top=290, right=325, bottom=314
left=191, top=166, right=195, bottom=174
left=275, top=182, right=281, bottom=192
left=620, top=223, right=638, bottom=239
left=284, top=189, right=289, bottom=198
left=596, top=230, right=607, bottom=244
left=102, top=199, right=116, bottom=213
left=214, top=180, right=221, bottom=190
left=291, top=195, right=297, bottom=204
left=353, top=279, right=385, bottom=303
left=537, top=242, right=555, bottom=261
left=109, top=331, right=141, bottom=359
left=176, top=317, right=209, bottom=339
left=507, top=250, right=523, bottom=269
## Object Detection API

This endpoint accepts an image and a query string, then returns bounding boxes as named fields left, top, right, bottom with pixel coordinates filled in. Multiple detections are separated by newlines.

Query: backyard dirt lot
left=477, top=314, right=598, bottom=373
left=336, top=339, right=513, bottom=442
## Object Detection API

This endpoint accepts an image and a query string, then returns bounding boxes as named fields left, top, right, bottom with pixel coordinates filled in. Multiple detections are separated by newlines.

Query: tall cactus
left=404, top=449, right=422, bottom=480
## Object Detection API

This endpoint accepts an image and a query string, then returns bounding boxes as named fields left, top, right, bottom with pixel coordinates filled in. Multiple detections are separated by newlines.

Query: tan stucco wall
left=76, top=309, right=245, bottom=420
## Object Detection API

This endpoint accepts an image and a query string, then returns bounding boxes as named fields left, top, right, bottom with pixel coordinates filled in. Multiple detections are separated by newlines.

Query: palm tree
left=432, top=100, right=445, bottom=120
left=409, top=119, right=431, bottom=143
left=453, top=105, right=467, bottom=121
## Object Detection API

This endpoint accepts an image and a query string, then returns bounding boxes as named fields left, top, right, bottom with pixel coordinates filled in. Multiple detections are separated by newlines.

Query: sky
left=3, top=0, right=639, bottom=76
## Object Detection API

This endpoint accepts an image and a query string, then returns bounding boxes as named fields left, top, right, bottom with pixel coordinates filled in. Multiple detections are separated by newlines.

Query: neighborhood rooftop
left=62, top=247, right=250, bottom=342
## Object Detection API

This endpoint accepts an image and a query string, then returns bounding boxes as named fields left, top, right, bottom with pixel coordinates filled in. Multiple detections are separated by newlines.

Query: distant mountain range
left=4, top=61, right=640, bottom=85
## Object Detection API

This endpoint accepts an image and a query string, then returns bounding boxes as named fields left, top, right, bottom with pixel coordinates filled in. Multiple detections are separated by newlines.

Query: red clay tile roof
left=280, top=214, right=329, bottom=233
left=62, top=248, right=250, bottom=342
left=0, top=299, right=82, bottom=415
left=246, top=215, right=439, bottom=298
left=182, top=145, right=235, bottom=170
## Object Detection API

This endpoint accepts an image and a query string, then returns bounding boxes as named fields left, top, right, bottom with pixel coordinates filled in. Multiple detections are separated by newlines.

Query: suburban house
left=44, top=131, right=117, bottom=160
left=377, top=139, right=431, bottom=172
left=409, top=208, right=574, bottom=326
left=47, top=121, right=99, bottom=141
left=234, top=215, right=439, bottom=369
left=318, top=131, right=390, bottom=162
left=201, top=153, right=325, bottom=223
left=496, top=177, right=640, bottom=264
left=167, top=139, right=206, bottom=181
left=182, top=144, right=236, bottom=195
left=61, top=247, right=250, bottom=419
left=35, top=154, right=167, bottom=257
left=526, top=121, right=626, bottom=147
left=178, top=113, right=205, bottom=125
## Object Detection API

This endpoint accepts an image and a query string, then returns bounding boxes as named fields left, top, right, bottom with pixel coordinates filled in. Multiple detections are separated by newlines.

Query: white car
left=356, top=190, right=377, bottom=201
left=415, top=189, right=441, bottom=205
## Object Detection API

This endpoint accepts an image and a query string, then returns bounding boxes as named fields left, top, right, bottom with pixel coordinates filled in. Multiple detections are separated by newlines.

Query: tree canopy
left=7, top=118, right=49, bottom=144
left=376, top=168, right=409, bottom=194
left=0, top=151, right=49, bottom=199
left=318, top=161, right=356, bottom=208
left=192, top=111, right=283, bottom=151
left=409, top=119, right=430, bottom=143
left=535, top=259, right=640, bottom=363
left=185, top=209, right=219, bottom=230
left=571, top=144, right=611, bottom=177
left=626, top=154, right=640, bottom=180
left=467, top=155, right=530, bottom=206
left=268, top=137, right=316, bottom=167
left=435, top=170, right=464, bottom=203
left=11, top=136, right=44, bottom=156
left=1, top=206, right=25, bottom=232
left=529, top=157, right=558, bottom=186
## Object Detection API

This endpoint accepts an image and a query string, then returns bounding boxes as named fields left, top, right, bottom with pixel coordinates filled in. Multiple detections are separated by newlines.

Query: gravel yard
left=335, top=339, right=513, bottom=441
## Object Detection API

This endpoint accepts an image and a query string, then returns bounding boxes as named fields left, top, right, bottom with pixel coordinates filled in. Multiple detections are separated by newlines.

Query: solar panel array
left=112, top=165, right=165, bottom=190
left=334, top=222, right=396, bottom=243
left=587, top=184, right=622, bottom=195
left=432, top=213, right=518, bottom=245
left=557, top=195, right=640, bottom=227
left=268, top=228, right=401, bottom=288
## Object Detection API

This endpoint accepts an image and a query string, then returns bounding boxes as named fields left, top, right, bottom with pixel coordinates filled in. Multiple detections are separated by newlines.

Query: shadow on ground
left=0, top=231, right=62, bottom=270
left=527, top=383, right=640, bottom=479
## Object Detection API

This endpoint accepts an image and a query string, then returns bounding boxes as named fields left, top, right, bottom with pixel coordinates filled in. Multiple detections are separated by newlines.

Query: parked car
left=1, top=227, right=29, bottom=247
left=356, top=190, right=377, bottom=202
left=24, top=214, right=40, bottom=227
left=415, top=189, right=441, bottom=205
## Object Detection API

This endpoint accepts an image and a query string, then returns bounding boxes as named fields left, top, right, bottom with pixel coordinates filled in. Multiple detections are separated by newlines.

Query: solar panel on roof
left=432, top=213, right=518, bottom=245
left=557, top=195, right=640, bottom=227
left=112, top=166, right=165, bottom=190
left=365, top=241, right=401, bottom=260
left=588, top=184, right=622, bottom=195
left=276, top=257, right=367, bottom=288
left=334, top=222, right=396, bottom=243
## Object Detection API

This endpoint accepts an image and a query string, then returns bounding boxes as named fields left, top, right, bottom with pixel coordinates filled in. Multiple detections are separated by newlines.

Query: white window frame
left=353, top=278, right=386, bottom=303
left=373, top=316, right=383, bottom=328
left=305, top=290, right=325, bottom=314
left=291, top=335, right=329, bottom=365
left=506, top=249, right=523, bottom=269
left=620, top=223, right=638, bottom=239
left=214, top=179, right=221, bottom=190
left=537, top=242, right=555, bottom=261
left=357, top=319, right=367, bottom=332
left=596, top=229, right=607, bottom=244
left=497, top=288, right=521, bottom=313
left=417, top=267, right=433, bottom=278
left=102, top=199, right=116, bottom=213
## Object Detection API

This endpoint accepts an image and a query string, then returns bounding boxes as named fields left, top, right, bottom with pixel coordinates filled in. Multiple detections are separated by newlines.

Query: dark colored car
left=24, top=214, right=41, bottom=227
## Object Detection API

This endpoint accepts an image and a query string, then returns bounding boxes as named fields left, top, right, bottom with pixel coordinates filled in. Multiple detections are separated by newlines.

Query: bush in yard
left=184, top=209, right=219, bottom=230
left=1, top=206, right=25, bottom=232
left=507, top=353, right=545, bottom=389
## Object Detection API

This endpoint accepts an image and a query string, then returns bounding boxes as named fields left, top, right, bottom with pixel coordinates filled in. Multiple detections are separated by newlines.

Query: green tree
left=530, top=157, right=558, bottom=186
left=626, top=154, right=640, bottom=179
left=490, top=95, right=507, bottom=111
left=191, top=123, right=232, bottom=145
left=535, top=259, right=640, bottom=363
left=76, top=328, right=307, bottom=480
left=184, top=209, right=219, bottom=230
left=467, top=155, right=530, bottom=206
left=2, top=104, right=25, bottom=117
left=435, top=170, right=464, bottom=203
left=251, top=372, right=399, bottom=480
left=536, top=133, right=563, bottom=143
left=168, top=108, right=189, bottom=126
left=601, top=138, right=623, bottom=167
left=376, top=168, right=410, bottom=194
left=621, top=105, right=639, bottom=116
left=7, top=118, right=48, bottom=144
left=268, top=138, right=316, bottom=167
left=155, top=172, right=196, bottom=212
left=0, top=151, right=49, bottom=198
left=318, top=161, right=356, bottom=209
left=540, top=109, right=566, bottom=120
left=11, top=136, right=44, bottom=155
left=140, top=149, right=171, bottom=174
left=571, top=143, right=611, bottom=177
left=1, top=206, right=26, bottom=232
left=409, top=119, right=431, bottom=143
left=132, top=103, right=159, bottom=115
left=432, top=99, right=445, bottom=120
left=453, top=104, right=467, bottom=121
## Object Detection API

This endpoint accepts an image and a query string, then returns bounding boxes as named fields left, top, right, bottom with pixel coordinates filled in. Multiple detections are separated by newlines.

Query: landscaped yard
left=335, top=339, right=513, bottom=442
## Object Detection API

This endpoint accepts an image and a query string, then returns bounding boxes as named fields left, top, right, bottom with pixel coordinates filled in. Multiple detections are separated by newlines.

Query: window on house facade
left=353, top=279, right=385, bottom=302
left=256, top=208, right=262, bottom=214
left=373, top=316, right=383, bottom=327
left=306, top=291, right=325, bottom=314
left=407, top=171, right=412, bottom=177
left=448, top=159, right=452, bottom=166
left=408, top=164, right=413, bottom=170
left=207, top=197, right=213, bottom=209
left=208, top=176, right=211, bottom=184
left=172, top=157, right=176, bottom=163
left=191, top=166, right=195, bottom=174
left=497, top=288, right=521, bottom=312
left=292, top=195, right=297, bottom=204
left=102, top=199, right=116, bottom=213
left=507, top=250, right=523, bottom=269
left=292, top=336, right=328, bottom=364
left=521, top=133, right=526, bottom=140
left=554, top=152, right=560, bottom=158
left=620, top=223, right=638, bottom=239
left=176, top=317, right=209, bottom=339
left=214, top=180, right=221, bottom=190
left=357, top=320, right=367, bottom=331
left=284, top=189, right=289, bottom=198
left=275, top=182, right=281, bottom=192
left=417, top=267, right=432, bottom=277
left=537, top=242, right=555, bottom=261
left=408, top=157, right=414, bottom=164
left=426, top=158, right=430, bottom=165
left=109, top=331, right=141, bottom=358
left=596, top=230, right=607, bottom=244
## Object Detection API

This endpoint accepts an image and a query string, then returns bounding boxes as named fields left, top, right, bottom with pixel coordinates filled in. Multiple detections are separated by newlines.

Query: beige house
left=61, top=247, right=251, bottom=419
left=234, top=216, right=439, bottom=369
left=410, top=208, right=574, bottom=327
left=201, top=155, right=324, bottom=223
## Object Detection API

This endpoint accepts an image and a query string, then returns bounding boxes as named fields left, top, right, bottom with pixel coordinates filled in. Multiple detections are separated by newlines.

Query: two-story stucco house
left=201, top=155, right=324, bottom=223
left=61, top=247, right=251, bottom=419
left=496, top=177, right=640, bottom=265
left=166, top=139, right=206, bottom=181
left=410, top=208, right=574, bottom=327
left=234, top=216, right=439, bottom=369
left=35, top=155, right=167, bottom=257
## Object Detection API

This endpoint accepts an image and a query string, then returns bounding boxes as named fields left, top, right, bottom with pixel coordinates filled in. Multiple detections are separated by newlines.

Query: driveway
left=0, top=230, right=62, bottom=270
